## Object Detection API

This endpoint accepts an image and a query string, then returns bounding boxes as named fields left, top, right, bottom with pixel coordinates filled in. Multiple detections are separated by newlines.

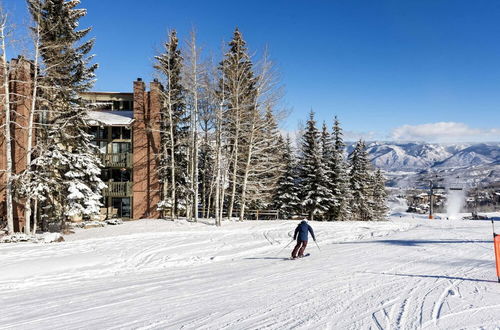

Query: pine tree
left=298, top=111, right=333, bottom=220
left=198, top=71, right=215, bottom=218
left=273, top=135, right=300, bottom=219
left=220, top=28, right=257, bottom=220
left=349, top=140, right=373, bottom=221
left=155, top=30, right=188, bottom=219
left=245, top=105, right=283, bottom=212
left=327, top=116, right=352, bottom=221
left=372, top=169, right=389, bottom=220
left=21, top=0, right=104, bottom=230
left=320, top=121, right=333, bottom=165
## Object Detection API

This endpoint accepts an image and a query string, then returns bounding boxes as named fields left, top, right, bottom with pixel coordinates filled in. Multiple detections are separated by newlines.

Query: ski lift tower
left=428, top=175, right=445, bottom=219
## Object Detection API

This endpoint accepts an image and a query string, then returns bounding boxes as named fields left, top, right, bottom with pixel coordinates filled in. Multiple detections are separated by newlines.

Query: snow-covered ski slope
left=1, top=215, right=499, bottom=329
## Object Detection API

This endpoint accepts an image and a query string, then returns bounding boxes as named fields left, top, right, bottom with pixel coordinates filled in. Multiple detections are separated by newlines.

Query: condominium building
left=82, top=81, right=161, bottom=221
left=1, top=56, right=163, bottom=231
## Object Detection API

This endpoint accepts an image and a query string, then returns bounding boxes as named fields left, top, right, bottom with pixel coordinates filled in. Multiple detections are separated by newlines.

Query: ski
left=289, top=253, right=310, bottom=260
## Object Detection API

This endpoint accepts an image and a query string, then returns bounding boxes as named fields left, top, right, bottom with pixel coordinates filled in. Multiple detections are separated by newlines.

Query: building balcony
left=103, top=182, right=133, bottom=197
left=99, top=153, right=133, bottom=168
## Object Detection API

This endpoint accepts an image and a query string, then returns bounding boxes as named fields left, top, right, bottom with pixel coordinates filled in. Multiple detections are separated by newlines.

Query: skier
left=291, top=220, right=316, bottom=259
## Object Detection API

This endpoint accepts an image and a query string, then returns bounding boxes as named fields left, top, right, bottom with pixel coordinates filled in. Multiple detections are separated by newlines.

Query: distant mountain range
left=346, top=142, right=500, bottom=189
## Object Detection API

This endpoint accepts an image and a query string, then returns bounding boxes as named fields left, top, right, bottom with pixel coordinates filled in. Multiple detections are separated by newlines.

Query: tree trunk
left=238, top=119, right=256, bottom=222
left=168, top=87, right=176, bottom=220
left=25, top=16, right=41, bottom=234
left=1, top=17, right=14, bottom=234
left=227, top=118, right=240, bottom=221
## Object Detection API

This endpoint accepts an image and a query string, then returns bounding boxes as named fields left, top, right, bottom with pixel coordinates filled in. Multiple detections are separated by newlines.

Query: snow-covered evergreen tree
left=298, top=111, right=334, bottom=220
left=21, top=0, right=104, bottom=229
left=372, top=169, right=389, bottom=220
left=327, top=116, right=352, bottom=221
left=349, top=140, right=373, bottom=221
left=272, top=135, right=300, bottom=219
left=155, top=30, right=188, bottom=219
left=220, top=28, right=257, bottom=220
left=244, top=102, right=283, bottom=214
left=320, top=121, right=333, bottom=166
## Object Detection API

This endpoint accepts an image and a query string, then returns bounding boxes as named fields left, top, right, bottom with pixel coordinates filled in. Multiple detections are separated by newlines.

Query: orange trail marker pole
left=493, top=220, right=500, bottom=283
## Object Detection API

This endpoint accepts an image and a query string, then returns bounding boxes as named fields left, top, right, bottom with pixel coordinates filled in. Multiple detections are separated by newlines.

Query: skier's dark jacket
left=294, top=220, right=316, bottom=241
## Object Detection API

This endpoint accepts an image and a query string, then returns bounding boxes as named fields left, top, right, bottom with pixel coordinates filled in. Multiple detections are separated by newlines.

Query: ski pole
left=276, top=239, right=294, bottom=256
left=314, top=239, right=321, bottom=251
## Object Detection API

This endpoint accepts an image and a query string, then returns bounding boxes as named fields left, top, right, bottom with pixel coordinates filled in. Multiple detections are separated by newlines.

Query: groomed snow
left=1, top=214, right=499, bottom=329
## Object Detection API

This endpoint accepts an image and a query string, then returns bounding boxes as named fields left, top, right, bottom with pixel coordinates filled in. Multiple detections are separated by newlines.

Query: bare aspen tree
left=198, top=62, right=217, bottom=221
left=183, top=29, right=201, bottom=222
left=214, top=63, right=225, bottom=226
left=0, top=9, right=14, bottom=234
left=23, top=0, right=42, bottom=234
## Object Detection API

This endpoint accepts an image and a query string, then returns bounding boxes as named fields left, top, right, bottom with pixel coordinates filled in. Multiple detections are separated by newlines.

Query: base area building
left=0, top=60, right=163, bottom=231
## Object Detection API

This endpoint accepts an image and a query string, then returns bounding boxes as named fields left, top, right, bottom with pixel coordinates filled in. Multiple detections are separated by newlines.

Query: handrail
left=99, top=153, right=132, bottom=168
left=103, top=181, right=133, bottom=197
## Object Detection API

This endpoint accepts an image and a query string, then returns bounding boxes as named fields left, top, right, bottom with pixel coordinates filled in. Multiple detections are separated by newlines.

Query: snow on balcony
left=86, top=110, right=134, bottom=127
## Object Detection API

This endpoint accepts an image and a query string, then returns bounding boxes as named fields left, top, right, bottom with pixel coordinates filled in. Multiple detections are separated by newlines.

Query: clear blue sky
left=6, top=0, right=500, bottom=142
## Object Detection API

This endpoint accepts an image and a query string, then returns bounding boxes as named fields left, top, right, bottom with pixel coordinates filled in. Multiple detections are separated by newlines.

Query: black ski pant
left=292, top=240, right=308, bottom=258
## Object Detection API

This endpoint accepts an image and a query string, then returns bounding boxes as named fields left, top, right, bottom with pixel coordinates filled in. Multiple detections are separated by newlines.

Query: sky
left=5, top=0, right=500, bottom=142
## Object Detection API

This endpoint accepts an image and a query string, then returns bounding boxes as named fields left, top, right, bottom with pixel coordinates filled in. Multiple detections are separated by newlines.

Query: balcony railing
left=103, top=182, right=133, bottom=197
left=99, top=153, right=132, bottom=168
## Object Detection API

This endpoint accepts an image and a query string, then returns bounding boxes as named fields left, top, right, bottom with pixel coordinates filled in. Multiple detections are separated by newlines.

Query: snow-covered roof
left=86, top=110, right=134, bottom=126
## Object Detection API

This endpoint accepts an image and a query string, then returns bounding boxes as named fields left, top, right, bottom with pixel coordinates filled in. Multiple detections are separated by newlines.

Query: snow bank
left=0, top=232, right=63, bottom=244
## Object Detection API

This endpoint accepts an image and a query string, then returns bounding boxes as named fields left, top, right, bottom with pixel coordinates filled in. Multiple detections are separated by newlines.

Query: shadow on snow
left=339, top=239, right=492, bottom=246
left=361, top=271, right=497, bottom=283
left=244, top=257, right=290, bottom=260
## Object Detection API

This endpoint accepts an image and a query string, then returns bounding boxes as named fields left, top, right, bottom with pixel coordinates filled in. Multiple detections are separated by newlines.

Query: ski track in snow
left=1, top=216, right=500, bottom=329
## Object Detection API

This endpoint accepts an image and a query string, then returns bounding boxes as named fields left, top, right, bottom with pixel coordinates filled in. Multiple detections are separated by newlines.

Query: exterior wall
left=132, top=80, right=161, bottom=219
left=0, top=57, right=33, bottom=231
left=11, top=58, right=32, bottom=231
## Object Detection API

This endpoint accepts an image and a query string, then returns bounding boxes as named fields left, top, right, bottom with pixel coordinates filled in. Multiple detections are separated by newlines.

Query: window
left=112, top=127, right=121, bottom=139
left=90, top=126, right=98, bottom=139
left=112, top=142, right=131, bottom=153
left=100, top=169, right=110, bottom=181
left=111, top=127, right=132, bottom=140
left=99, top=141, right=108, bottom=153
left=112, top=197, right=131, bottom=218
left=122, top=101, right=131, bottom=110
left=110, top=168, right=131, bottom=182
left=102, top=102, right=112, bottom=110
left=90, top=126, right=108, bottom=139
left=122, top=127, right=131, bottom=139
